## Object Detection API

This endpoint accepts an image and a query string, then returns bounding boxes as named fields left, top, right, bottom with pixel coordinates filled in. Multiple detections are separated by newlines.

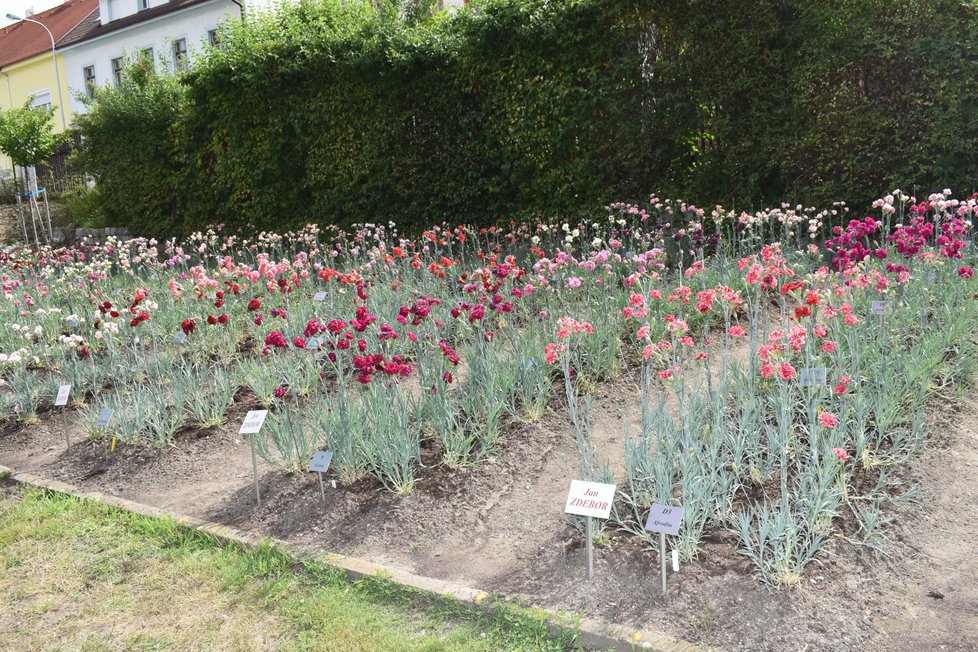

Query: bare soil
left=1, top=375, right=976, bottom=651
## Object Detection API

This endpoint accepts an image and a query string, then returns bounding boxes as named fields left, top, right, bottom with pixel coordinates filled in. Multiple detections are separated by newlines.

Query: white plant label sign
left=55, top=384, right=71, bottom=407
left=564, top=480, right=616, bottom=519
left=173, top=332, right=187, bottom=344
left=239, top=410, right=268, bottom=435
left=645, top=503, right=685, bottom=535
left=306, top=337, right=322, bottom=351
left=309, top=450, right=334, bottom=474
left=111, top=288, right=122, bottom=297
left=799, top=367, right=827, bottom=387
left=871, top=301, right=890, bottom=315
left=97, top=408, right=113, bottom=427
left=313, top=291, right=327, bottom=302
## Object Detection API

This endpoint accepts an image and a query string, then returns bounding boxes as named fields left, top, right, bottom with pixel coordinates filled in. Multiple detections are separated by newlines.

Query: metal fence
left=35, top=131, right=84, bottom=195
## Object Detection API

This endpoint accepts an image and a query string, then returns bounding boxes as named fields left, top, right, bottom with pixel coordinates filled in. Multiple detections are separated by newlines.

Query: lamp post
left=5, top=13, right=68, bottom=131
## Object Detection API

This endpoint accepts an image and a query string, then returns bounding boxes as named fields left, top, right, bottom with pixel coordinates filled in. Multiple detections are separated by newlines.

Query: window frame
left=30, top=88, right=53, bottom=111
left=111, top=56, right=124, bottom=86
left=82, top=65, right=97, bottom=98
left=172, top=37, right=188, bottom=71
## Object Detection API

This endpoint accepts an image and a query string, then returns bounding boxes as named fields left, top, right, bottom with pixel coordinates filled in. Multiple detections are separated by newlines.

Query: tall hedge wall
left=75, top=0, right=978, bottom=235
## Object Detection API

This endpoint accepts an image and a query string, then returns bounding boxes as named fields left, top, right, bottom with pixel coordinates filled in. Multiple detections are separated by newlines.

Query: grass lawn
left=0, top=484, right=577, bottom=651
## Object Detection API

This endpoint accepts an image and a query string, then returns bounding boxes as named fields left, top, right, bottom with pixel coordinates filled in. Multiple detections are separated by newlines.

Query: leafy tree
left=0, top=100, right=68, bottom=169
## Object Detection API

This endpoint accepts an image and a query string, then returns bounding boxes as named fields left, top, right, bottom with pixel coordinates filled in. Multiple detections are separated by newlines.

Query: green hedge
left=74, top=0, right=978, bottom=235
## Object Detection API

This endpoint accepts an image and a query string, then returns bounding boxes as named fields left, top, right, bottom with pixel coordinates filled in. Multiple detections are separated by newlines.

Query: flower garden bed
left=1, top=191, right=977, bottom=650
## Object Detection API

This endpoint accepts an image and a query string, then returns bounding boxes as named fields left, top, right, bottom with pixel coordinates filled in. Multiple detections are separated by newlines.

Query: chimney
left=98, top=0, right=111, bottom=24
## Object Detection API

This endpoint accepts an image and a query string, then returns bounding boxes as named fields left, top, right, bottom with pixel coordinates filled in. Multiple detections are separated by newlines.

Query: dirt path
left=1, top=373, right=977, bottom=650
left=860, top=397, right=978, bottom=651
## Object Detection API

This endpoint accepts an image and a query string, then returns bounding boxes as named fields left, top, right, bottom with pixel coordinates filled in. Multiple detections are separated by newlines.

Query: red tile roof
left=0, top=0, right=98, bottom=69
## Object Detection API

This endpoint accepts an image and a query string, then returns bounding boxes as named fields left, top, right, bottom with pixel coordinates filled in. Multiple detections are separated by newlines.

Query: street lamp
left=5, top=13, right=68, bottom=131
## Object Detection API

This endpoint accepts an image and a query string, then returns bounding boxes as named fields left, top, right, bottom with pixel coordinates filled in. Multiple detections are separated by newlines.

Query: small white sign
left=55, top=384, right=71, bottom=407
left=799, top=367, right=827, bottom=387
left=111, top=288, right=122, bottom=297
left=645, top=503, right=685, bottom=535
left=239, top=410, right=268, bottom=435
left=173, top=332, right=187, bottom=344
left=97, top=408, right=113, bottom=427
left=313, top=291, right=327, bottom=302
left=564, top=480, right=616, bottom=519
left=67, top=319, right=78, bottom=330
left=306, top=337, right=322, bottom=350
left=871, top=301, right=889, bottom=315
left=923, top=270, right=938, bottom=286
left=309, top=450, right=334, bottom=473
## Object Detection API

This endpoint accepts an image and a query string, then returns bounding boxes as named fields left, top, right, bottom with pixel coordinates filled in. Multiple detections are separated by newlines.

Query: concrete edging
left=0, top=463, right=707, bottom=652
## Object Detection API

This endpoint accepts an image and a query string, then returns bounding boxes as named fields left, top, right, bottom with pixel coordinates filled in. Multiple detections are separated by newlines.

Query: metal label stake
left=586, top=516, right=594, bottom=580
left=309, top=451, right=334, bottom=506
left=645, top=503, right=685, bottom=595
left=660, top=532, right=667, bottom=594
left=55, top=384, right=70, bottom=450
left=563, top=480, right=617, bottom=582
left=239, top=410, right=269, bottom=506
left=250, top=438, right=261, bottom=505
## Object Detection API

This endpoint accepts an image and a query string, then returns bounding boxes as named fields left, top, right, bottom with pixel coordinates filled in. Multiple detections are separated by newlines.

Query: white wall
left=61, top=0, right=241, bottom=117
left=99, top=0, right=175, bottom=25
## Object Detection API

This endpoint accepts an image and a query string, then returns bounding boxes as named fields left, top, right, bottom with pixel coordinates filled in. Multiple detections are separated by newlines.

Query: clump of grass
left=0, top=488, right=578, bottom=651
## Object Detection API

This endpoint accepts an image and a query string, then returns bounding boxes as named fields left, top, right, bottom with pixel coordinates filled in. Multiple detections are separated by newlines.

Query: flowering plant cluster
left=0, top=188, right=975, bottom=584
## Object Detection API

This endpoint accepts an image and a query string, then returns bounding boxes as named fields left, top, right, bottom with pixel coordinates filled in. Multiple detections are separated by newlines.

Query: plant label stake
left=313, top=291, right=327, bottom=302
left=239, top=410, right=269, bottom=506
left=799, top=367, right=826, bottom=387
left=564, top=480, right=616, bottom=581
left=871, top=301, right=889, bottom=316
left=98, top=408, right=115, bottom=452
left=645, top=503, right=685, bottom=595
left=111, top=288, right=122, bottom=297
left=308, top=450, right=334, bottom=505
left=306, top=337, right=322, bottom=351
left=173, top=332, right=186, bottom=344
left=56, top=384, right=71, bottom=449
left=97, top=408, right=113, bottom=427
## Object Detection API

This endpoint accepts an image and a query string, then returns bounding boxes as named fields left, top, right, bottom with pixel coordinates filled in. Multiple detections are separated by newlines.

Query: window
left=172, top=38, right=187, bottom=71
left=207, top=29, right=220, bottom=48
left=30, top=90, right=53, bottom=110
left=142, top=47, right=154, bottom=68
left=111, top=56, right=124, bottom=86
left=83, top=66, right=96, bottom=98
left=138, top=0, right=149, bottom=10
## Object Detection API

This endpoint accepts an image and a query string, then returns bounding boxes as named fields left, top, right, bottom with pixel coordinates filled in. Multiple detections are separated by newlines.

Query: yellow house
left=0, top=0, right=97, bottom=180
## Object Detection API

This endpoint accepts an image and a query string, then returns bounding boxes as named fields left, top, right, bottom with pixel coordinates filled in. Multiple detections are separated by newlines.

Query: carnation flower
left=778, top=362, right=796, bottom=381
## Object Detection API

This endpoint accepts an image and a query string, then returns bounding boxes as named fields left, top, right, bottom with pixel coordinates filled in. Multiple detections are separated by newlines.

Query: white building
left=58, top=0, right=469, bottom=119
left=58, top=0, right=250, bottom=117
